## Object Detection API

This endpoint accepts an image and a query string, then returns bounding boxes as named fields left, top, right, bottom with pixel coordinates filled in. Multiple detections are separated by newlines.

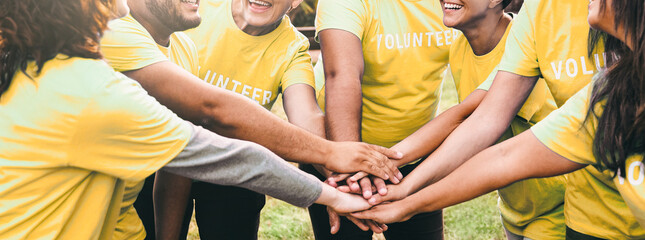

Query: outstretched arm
left=372, top=72, right=540, bottom=202
left=352, top=130, right=585, bottom=223
left=123, top=62, right=401, bottom=179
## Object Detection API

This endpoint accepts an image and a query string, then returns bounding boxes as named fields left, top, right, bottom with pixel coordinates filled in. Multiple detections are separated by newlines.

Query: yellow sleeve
left=530, top=84, right=596, bottom=165
left=101, top=17, right=168, bottom=72
left=281, top=38, right=315, bottom=90
left=69, top=72, right=191, bottom=181
left=315, top=0, right=367, bottom=40
left=498, top=1, right=541, bottom=77
left=476, top=66, right=497, bottom=91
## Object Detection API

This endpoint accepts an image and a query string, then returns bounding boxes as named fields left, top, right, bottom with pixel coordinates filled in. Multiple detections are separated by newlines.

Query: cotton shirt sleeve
left=68, top=72, right=192, bottom=181
left=281, top=38, right=316, bottom=90
left=101, top=16, right=169, bottom=72
left=162, top=124, right=322, bottom=208
left=530, top=84, right=595, bottom=165
left=315, top=0, right=367, bottom=40
left=498, top=2, right=541, bottom=77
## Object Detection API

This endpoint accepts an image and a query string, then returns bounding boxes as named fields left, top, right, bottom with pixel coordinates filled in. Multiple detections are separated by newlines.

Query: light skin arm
left=333, top=89, right=487, bottom=195
left=129, top=61, right=400, bottom=240
left=368, top=72, right=540, bottom=203
left=352, top=130, right=586, bottom=223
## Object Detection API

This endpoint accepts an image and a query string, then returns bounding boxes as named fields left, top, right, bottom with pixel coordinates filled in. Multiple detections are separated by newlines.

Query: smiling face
left=147, top=0, right=202, bottom=31
left=235, top=0, right=301, bottom=28
left=440, top=0, right=501, bottom=29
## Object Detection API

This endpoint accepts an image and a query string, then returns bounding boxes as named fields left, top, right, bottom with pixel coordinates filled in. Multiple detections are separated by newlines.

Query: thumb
left=327, top=208, right=341, bottom=234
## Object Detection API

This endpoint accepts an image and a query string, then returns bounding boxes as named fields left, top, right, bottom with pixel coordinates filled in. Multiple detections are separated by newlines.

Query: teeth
left=181, top=0, right=197, bottom=4
left=444, top=3, right=463, bottom=10
left=249, top=0, right=271, bottom=6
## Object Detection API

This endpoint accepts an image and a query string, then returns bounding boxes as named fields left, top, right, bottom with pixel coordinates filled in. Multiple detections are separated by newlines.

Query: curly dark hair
left=587, top=0, right=644, bottom=177
left=0, top=0, right=117, bottom=96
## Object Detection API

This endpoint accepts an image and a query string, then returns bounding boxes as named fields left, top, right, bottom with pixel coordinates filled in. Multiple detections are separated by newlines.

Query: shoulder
left=103, top=15, right=155, bottom=46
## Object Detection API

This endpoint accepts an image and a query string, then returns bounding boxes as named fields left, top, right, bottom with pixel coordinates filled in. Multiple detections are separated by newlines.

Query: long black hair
left=587, top=0, right=644, bottom=177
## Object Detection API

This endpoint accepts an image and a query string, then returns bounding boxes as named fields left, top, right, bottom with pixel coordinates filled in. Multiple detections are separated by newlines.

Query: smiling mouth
left=181, top=0, right=198, bottom=4
left=249, top=0, right=272, bottom=7
left=444, top=3, right=463, bottom=10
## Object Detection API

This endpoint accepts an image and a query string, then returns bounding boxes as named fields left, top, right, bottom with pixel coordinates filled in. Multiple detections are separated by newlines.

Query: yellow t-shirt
left=184, top=0, right=314, bottom=110
left=0, top=56, right=191, bottom=240
left=532, top=84, right=645, bottom=239
left=315, top=0, right=456, bottom=147
left=616, top=157, right=645, bottom=228
left=101, top=14, right=199, bottom=240
left=499, top=0, right=605, bottom=107
left=448, top=18, right=564, bottom=239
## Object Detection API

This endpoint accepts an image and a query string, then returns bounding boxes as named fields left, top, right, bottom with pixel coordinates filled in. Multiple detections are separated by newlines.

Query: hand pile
left=324, top=163, right=414, bottom=234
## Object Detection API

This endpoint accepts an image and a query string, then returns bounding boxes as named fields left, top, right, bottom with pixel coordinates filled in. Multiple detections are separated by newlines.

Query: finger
left=346, top=216, right=370, bottom=231
left=348, top=171, right=369, bottom=182
left=327, top=208, right=341, bottom=234
left=368, top=194, right=385, bottom=205
left=359, top=178, right=373, bottom=199
left=368, top=145, right=404, bottom=182
left=329, top=173, right=351, bottom=184
left=366, top=220, right=384, bottom=233
left=370, top=144, right=404, bottom=160
left=336, top=185, right=352, bottom=193
left=347, top=179, right=361, bottom=193
left=379, top=223, right=389, bottom=232
left=365, top=147, right=400, bottom=183
left=372, top=177, right=387, bottom=196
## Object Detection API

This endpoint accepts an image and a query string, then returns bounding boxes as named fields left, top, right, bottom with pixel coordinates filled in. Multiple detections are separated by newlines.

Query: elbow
left=194, top=99, right=237, bottom=133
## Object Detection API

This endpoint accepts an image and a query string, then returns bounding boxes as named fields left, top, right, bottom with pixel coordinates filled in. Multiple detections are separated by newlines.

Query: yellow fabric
left=0, top=56, right=191, bottom=239
left=315, top=0, right=456, bottom=147
left=498, top=0, right=605, bottom=107
left=448, top=18, right=563, bottom=239
left=532, top=84, right=645, bottom=239
left=184, top=0, right=314, bottom=110
left=101, top=14, right=199, bottom=240
left=616, top=157, right=645, bottom=228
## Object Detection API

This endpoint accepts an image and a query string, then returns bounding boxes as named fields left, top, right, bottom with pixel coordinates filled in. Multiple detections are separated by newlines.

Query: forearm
left=399, top=72, right=538, bottom=194
left=153, top=171, right=192, bottom=240
left=390, top=91, right=484, bottom=165
left=162, top=123, right=322, bottom=208
left=403, top=131, right=584, bottom=216
left=319, top=29, right=364, bottom=142
left=123, top=62, right=333, bottom=165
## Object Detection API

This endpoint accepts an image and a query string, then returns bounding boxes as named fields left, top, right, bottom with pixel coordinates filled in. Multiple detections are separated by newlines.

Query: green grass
left=188, top=68, right=505, bottom=239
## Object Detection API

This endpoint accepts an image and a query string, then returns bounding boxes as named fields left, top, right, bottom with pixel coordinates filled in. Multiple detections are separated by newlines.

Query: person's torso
left=185, top=0, right=313, bottom=110
left=0, top=57, right=126, bottom=240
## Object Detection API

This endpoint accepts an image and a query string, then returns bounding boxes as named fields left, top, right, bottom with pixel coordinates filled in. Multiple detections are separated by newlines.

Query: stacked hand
left=321, top=155, right=417, bottom=234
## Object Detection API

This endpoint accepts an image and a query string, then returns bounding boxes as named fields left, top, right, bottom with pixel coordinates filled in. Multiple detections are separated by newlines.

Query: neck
left=231, top=0, right=281, bottom=36
left=128, top=0, right=174, bottom=47
left=459, top=11, right=511, bottom=56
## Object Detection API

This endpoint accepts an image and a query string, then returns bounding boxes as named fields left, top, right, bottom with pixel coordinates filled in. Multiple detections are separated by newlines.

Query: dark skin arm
left=319, top=28, right=393, bottom=233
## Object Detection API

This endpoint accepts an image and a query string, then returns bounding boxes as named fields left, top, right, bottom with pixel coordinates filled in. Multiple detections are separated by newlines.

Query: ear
left=489, top=0, right=504, bottom=9
left=291, top=0, right=304, bottom=10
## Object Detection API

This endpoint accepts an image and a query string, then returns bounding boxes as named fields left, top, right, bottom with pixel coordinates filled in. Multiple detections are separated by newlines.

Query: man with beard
left=100, top=0, right=404, bottom=239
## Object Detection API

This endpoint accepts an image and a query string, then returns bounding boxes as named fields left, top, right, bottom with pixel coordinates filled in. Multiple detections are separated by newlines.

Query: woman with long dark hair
left=353, top=0, right=645, bottom=239
left=0, top=0, right=390, bottom=238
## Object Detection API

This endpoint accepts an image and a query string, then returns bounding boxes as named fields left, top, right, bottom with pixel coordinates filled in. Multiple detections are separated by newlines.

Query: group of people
left=0, top=0, right=643, bottom=239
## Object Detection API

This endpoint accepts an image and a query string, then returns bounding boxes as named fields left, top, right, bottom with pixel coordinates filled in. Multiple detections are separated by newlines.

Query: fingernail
left=384, top=174, right=389, bottom=180
left=397, top=171, right=403, bottom=180
left=396, top=151, right=403, bottom=158
left=379, top=188, right=387, bottom=195
left=369, top=198, right=377, bottom=204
